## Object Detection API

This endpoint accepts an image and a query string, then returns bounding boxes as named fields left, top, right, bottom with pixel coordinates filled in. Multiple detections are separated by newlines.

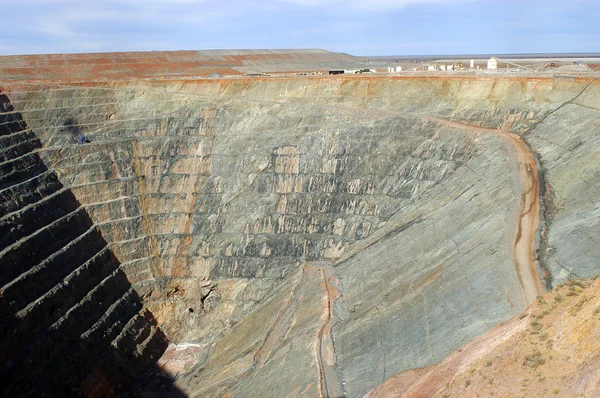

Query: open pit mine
left=0, top=50, right=599, bottom=397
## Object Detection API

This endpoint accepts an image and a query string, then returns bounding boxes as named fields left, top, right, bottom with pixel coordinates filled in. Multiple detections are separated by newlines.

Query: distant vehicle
left=77, top=133, right=90, bottom=144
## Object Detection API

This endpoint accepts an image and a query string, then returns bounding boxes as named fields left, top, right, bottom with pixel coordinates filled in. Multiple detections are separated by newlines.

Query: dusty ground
left=367, top=277, right=600, bottom=397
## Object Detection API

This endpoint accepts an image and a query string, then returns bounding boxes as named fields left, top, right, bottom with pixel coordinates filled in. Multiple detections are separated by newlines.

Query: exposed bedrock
left=1, top=76, right=599, bottom=396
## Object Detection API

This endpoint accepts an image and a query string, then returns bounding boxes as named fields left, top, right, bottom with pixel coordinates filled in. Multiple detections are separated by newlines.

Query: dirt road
left=426, top=117, right=544, bottom=305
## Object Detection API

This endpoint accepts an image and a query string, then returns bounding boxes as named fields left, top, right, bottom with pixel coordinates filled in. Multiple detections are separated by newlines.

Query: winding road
left=426, top=117, right=545, bottom=305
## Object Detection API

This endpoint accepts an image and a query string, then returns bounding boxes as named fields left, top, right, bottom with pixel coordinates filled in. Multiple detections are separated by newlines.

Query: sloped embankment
left=367, top=277, right=600, bottom=397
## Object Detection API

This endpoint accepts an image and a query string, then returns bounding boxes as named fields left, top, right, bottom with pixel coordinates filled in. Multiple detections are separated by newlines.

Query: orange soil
left=366, top=278, right=600, bottom=398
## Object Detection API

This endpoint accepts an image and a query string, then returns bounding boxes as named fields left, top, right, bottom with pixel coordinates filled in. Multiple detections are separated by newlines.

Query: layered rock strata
left=1, top=75, right=598, bottom=396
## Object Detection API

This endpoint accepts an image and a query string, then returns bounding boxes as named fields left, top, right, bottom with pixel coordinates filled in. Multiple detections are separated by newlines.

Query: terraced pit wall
left=0, top=94, right=169, bottom=396
left=1, top=76, right=599, bottom=397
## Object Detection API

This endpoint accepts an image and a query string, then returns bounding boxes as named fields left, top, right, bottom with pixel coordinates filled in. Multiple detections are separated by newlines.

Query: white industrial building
left=487, top=57, right=498, bottom=70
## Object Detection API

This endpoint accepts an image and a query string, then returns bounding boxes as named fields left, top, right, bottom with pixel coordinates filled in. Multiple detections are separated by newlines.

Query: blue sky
left=1, top=0, right=598, bottom=56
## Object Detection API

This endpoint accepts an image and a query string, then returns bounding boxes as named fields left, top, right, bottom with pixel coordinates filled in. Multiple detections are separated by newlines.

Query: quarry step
left=69, top=177, right=138, bottom=205
left=117, top=322, right=167, bottom=376
left=1, top=285, right=146, bottom=397
left=112, top=310, right=153, bottom=352
left=1, top=229, right=110, bottom=314
left=0, top=139, right=41, bottom=163
left=106, top=235, right=154, bottom=263
left=1, top=268, right=135, bottom=369
left=112, top=313, right=147, bottom=345
left=0, top=187, right=74, bottom=251
left=46, top=313, right=162, bottom=396
left=0, top=129, right=35, bottom=147
left=120, top=256, right=157, bottom=283
left=49, top=268, right=133, bottom=335
left=0, top=114, right=27, bottom=137
left=0, top=133, right=41, bottom=163
left=0, top=208, right=94, bottom=287
left=0, top=172, right=62, bottom=218
left=80, top=287, right=141, bottom=342
left=0, top=248, right=120, bottom=345
left=0, top=148, right=43, bottom=168
left=0, top=153, right=47, bottom=191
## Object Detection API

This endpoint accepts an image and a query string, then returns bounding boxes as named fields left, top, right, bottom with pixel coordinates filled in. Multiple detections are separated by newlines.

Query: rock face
left=1, top=71, right=599, bottom=397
